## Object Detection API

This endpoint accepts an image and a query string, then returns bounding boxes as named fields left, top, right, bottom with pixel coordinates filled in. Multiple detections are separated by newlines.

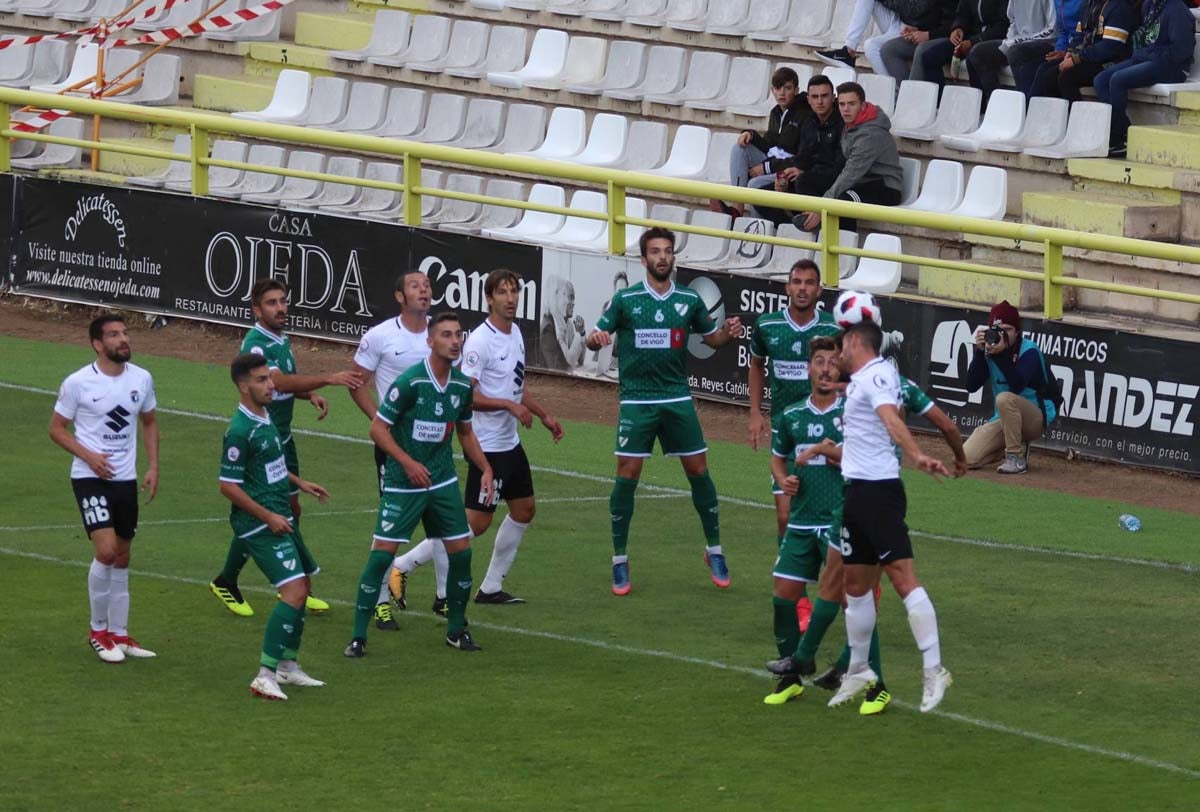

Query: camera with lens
left=984, top=327, right=1004, bottom=346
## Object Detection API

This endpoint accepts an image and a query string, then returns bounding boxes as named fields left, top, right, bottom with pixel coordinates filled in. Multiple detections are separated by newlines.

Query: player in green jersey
left=210, top=279, right=363, bottom=618
left=220, top=353, right=331, bottom=701
left=585, top=228, right=743, bottom=596
left=344, top=312, right=495, bottom=656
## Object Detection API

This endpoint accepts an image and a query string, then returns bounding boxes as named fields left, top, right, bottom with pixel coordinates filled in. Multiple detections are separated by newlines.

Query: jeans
left=1032, top=59, right=1105, bottom=102
left=963, top=38, right=1007, bottom=102
left=1095, top=58, right=1187, bottom=147
left=1003, top=38, right=1055, bottom=97
left=914, top=37, right=957, bottom=87
left=729, top=142, right=770, bottom=188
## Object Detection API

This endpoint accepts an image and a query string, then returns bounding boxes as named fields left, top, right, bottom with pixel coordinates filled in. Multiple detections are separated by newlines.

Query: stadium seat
left=788, top=0, right=838, bottom=45
left=751, top=0, right=819, bottom=42
left=441, top=99, right=507, bottom=149
left=425, top=173, right=487, bottom=226
left=445, top=26, right=528, bottom=80
left=563, top=40, right=647, bottom=96
left=505, top=0, right=547, bottom=9
left=511, top=107, right=586, bottom=160
left=676, top=210, right=733, bottom=265
left=701, top=132, right=741, bottom=183
left=1023, top=101, right=1111, bottom=159
left=858, top=73, right=897, bottom=117
left=901, top=158, right=964, bottom=212
left=940, top=89, right=1024, bottom=152
left=644, top=125, right=710, bottom=178
left=242, top=150, right=326, bottom=206
left=616, top=120, right=669, bottom=170
left=980, top=96, right=1068, bottom=153
left=23, top=0, right=89, bottom=16
left=204, top=0, right=283, bottom=42
left=362, top=87, right=428, bottom=138
left=571, top=113, right=629, bottom=167
left=210, top=145, right=287, bottom=200
left=285, top=77, right=350, bottom=128
left=678, top=0, right=746, bottom=33
left=552, top=0, right=627, bottom=17
left=127, top=134, right=191, bottom=189
left=6, top=40, right=69, bottom=89
left=694, top=217, right=775, bottom=271
left=898, top=156, right=921, bottom=206
left=58, top=0, right=120, bottom=21
left=321, top=161, right=403, bottom=216
left=330, top=10, right=411, bottom=62
left=712, top=0, right=786, bottom=35
left=407, top=19, right=490, bottom=75
left=648, top=203, right=692, bottom=252
left=686, top=56, right=772, bottom=113
left=811, top=230, right=859, bottom=278
left=888, top=80, right=940, bottom=134
left=840, top=233, right=902, bottom=293
left=166, top=139, right=248, bottom=194
left=592, top=0, right=653, bottom=20
left=231, top=69, right=310, bottom=122
left=524, top=36, right=607, bottom=91
left=11, top=116, right=82, bottom=169
left=440, top=178, right=527, bottom=234
left=30, top=41, right=98, bottom=94
left=0, top=40, right=38, bottom=87
left=361, top=169, right=446, bottom=221
left=328, top=82, right=390, bottom=132
left=1144, top=37, right=1200, bottom=95
left=576, top=197, right=649, bottom=254
left=726, top=62, right=812, bottom=117
left=487, top=103, right=548, bottom=154
left=762, top=223, right=817, bottom=275
left=894, top=85, right=981, bottom=141
left=367, top=15, right=452, bottom=68
left=534, top=189, right=608, bottom=247
left=286, top=156, right=365, bottom=212
left=630, top=0, right=707, bottom=28
left=132, top=0, right=193, bottom=31
left=644, top=51, right=730, bottom=106
left=409, top=93, right=468, bottom=143
left=949, top=165, right=1007, bottom=220
left=486, top=28, right=569, bottom=89
left=821, top=65, right=857, bottom=89
left=483, top=183, right=568, bottom=241
left=602, top=45, right=686, bottom=102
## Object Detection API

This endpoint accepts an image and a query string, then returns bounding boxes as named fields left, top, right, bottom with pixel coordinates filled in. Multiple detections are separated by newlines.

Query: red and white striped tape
left=12, top=109, right=73, bottom=133
left=102, top=0, right=296, bottom=48
left=0, top=0, right=193, bottom=51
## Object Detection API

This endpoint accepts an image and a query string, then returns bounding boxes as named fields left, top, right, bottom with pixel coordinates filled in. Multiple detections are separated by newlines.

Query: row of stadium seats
left=0, top=0, right=280, bottom=39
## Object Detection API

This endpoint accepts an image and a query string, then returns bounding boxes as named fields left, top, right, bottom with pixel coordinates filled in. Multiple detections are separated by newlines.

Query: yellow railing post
left=820, top=209, right=840, bottom=288
left=403, top=152, right=422, bottom=226
left=189, top=124, right=208, bottom=197
left=608, top=181, right=625, bottom=256
left=1043, top=240, right=1064, bottom=320
left=0, top=101, right=10, bottom=172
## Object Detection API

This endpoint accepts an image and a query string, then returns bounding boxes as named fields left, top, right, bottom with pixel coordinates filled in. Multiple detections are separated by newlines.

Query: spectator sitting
left=880, top=0, right=961, bottom=80
left=964, top=300, right=1059, bottom=474
left=967, top=0, right=1059, bottom=101
left=815, top=0, right=906, bottom=73
left=793, top=82, right=903, bottom=234
left=917, top=0, right=1010, bottom=90
left=1032, top=0, right=1137, bottom=102
left=1095, top=0, right=1192, bottom=156
left=717, top=67, right=808, bottom=218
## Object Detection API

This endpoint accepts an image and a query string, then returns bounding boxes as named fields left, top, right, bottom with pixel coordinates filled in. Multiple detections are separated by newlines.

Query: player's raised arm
left=923, top=405, right=967, bottom=477
left=271, top=366, right=364, bottom=394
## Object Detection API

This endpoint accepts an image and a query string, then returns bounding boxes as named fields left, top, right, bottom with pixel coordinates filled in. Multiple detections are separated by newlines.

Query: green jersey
left=219, top=404, right=291, bottom=538
left=895, top=376, right=935, bottom=462
left=595, top=281, right=717, bottom=403
left=376, top=359, right=474, bottom=491
left=750, top=308, right=841, bottom=414
left=772, top=396, right=845, bottom=528
left=241, top=324, right=297, bottom=440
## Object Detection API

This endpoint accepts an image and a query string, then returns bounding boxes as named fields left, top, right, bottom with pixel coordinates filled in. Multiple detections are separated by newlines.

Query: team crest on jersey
left=381, top=521, right=394, bottom=532
left=283, top=558, right=297, bottom=571
left=250, top=346, right=264, bottom=356
left=619, top=437, right=628, bottom=447
left=435, top=402, right=444, bottom=416
left=654, top=310, right=664, bottom=323
left=389, top=389, right=399, bottom=402
left=465, top=351, right=480, bottom=367
left=834, top=417, right=843, bottom=431
left=674, top=303, right=688, bottom=316
left=227, top=447, right=240, bottom=462
left=130, top=390, right=140, bottom=403
left=451, top=395, right=460, bottom=409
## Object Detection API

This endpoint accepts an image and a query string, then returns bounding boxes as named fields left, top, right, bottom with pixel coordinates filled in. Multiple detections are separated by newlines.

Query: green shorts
left=282, top=435, right=300, bottom=496
left=772, top=526, right=832, bottom=583
left=375, top=480, right=470, bottom=544
left=244, top=526, right=319, bottom=587
left=616, top=399, right=707, bottom=458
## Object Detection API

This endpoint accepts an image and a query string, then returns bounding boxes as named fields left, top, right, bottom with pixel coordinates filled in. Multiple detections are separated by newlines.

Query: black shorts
left=840, top=479, right=913, bottom=566
left=374, top=444, right=387, bottom=495
left=71, top=478, right=139, bottom=540
left=465, top=445, right=534, bottom=513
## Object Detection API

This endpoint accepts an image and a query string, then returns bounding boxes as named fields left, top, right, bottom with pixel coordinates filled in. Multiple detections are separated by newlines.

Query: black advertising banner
left=0, top=172, right=14, bottom=279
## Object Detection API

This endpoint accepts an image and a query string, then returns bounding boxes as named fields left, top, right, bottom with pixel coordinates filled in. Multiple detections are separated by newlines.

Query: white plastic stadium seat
left=441, top=99, right=507, bottom=149
left=686, top=57, right=772, bottom=113
left=940, top=89, right=1025, bottom=152
left=361, top=169, right=445, bottom=222
left=629, top=0, right=706, bottom=28
left=210, top=145, right=288, bottom=200
left=693, top=217, right=775, bottom=271
left=286, top=157, right=365, bottom=212
left=676, top=210, right=732, bottom=265
left=726, top=63, right=813, bottom=117
left=762, top=223, right=816, bottom=276
left=486, top=28, right=569, bottom=90
left=676, top=0, right=745, bottom=32
left=441, top=178, right=528, bottom=235
left=1023, top=101, right=1111, bottom=159
left=328, top=82, right=390, bottom=132
left=901, top=158, right=964, bottom=213
left=602, top=45, right=686, bottom=102
left=483, top=183, right=568, bottom=241
left=644, top=51, right=729, bottom=107
left=554, top=0, right=626, bottom=17
left=511, top=107, right=586, bottom=160
left=949, top=165, right=1008, bottom=220
left=204, top=0, right=283, bottom=42
left=564, top=40, right=647, bottom=96
left=857, top=73, right=897, bottom=117
left=279, top=77, right=350, bottom=128
left=711, top=0, right=785, bottom=35
left=787, top=0, right=838, bottom=45
left=570, top=113, right=628, bottom=166
left=701, top=132, right=741, bottom=184
left=409, top=93, right=468, bottom=143
left=167, top=140, right=249, bottom=194
left=242, top=151, right=327, bottom=206
left=231, top=69, right=311, bottom=122
left=533, top=189, right=608, bottom=246
left=578, top=197, right=648, bottom=254
left=127, top=134, right=192, bottom=189
left=0, top=40, right=36, bottom=86
left=445, top=26, right=528, bottom=80
left=488, top=103, right=549, bottom=154
left=888, top=80, right=940, bottom=135
left=648, top=204, right=691, bottom=253
left=840, top=233, right=902, bottom=293
left=12, top=117, right=85, bottom=169
left=599, top=0, right=665, bottom=22
left=425, top=173, right=486, bottom=227
left=30, top=41, right=98, bottom=94
left=898, top=157, right=921, bottom=206
left=821, top=65, right=856, bottom=89
left=614, top=120, right=668, bottom=170
left=330, top=10, right=411, bottom=62
left=362, top=88, right=428, bottom=138
left=645, top=125, right=710, bottom=179
left=407, top=19, right=490, bottom=75
left=367, top=15, right=452, bottom=68
left=752, top=0, right=822, bottom=42
left=895, top=85, right=981, bottom=141
left=980, top=96, right=1068, bottom=153
left=525, top=36, right=608, bottom=91
left=322, top=162, right=403, bottom=216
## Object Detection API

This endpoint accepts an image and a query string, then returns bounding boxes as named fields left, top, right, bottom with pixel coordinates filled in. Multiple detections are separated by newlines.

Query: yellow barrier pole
left=820, top=210, right=840, bottom=288
left=1043, top=241, right=1064, bottom=320
left=403, top=152, right=421, bottom=226
left=0, top=101, right=10, bottom=172
left=607, top=181, right=625, bottom=256
left=190, top=124, right=208, bottom=196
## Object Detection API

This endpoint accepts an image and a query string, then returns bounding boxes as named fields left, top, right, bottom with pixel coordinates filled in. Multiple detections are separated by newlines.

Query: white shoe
left=89, top=630, right=125, bottom=664
left=920, top=666, right=953, bottom=712
left=249, top=674, right=288, bottom=701
left=827, top=666, right=877, bottom=708
left=276, top=663, right=325, bottom=687
left=110, top=634, right=157, bottom=658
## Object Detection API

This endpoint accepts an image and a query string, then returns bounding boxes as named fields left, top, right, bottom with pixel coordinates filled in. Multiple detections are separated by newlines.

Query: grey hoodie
left=1000, top=0, right=1057, bottom=53
left=825, top=105, right=904, bottom=200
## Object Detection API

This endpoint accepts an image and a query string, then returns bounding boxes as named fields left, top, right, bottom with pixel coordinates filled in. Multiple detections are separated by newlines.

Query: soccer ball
left=833, top=290, right=883, bottom=329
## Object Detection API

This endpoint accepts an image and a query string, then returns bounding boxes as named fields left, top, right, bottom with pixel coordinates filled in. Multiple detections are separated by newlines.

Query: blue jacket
left=1055, top=0, right=1086, bottom=50
left=965, top=338, right=1058, bottom=424
left=1131, top=0, right=1195, bottom=74
left=1072, top=0, right=1139, bottom=65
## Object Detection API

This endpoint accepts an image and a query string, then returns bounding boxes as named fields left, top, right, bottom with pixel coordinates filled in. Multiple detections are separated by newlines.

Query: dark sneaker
left=446, top=630, right=481, bottom=652
left=343, top=637, right=366, bottom=658
left=474, top=589, right=527, bottom=604
left=431, top=597, right=448, bottom=617
left=765, top=654, right=815, bottom=677
left=813, top=664, right=846, bottom=691
left=816, top=46, right=856, bottom=69
left=374, top=602, right=400, bottom=630
left=704, top=550, right=731, bottom=588
left=611, top=561, right=631, bottom=596
left=1108, top=142, right=1127, bottom=158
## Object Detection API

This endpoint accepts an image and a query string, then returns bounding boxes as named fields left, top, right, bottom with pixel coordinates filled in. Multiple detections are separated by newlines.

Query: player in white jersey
left=349, top=269, right=449, bottom=626
left=49, top=314, right=160, bottom=664
left=460, top=269, right=563, bottom=604
left=830, top=320, right=957, bottom=713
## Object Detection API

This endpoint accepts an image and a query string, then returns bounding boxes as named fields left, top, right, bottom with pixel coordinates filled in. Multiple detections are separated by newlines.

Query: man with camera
left=964, top=301, right=1059, bottom=474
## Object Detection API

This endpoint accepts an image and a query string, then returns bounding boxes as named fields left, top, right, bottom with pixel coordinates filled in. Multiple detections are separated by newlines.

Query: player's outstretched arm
left=456, top=421, right=495, bottom=505
left=700, top=316, right=744, bottom=349
left=219, top=481, right=293, bottom=535
left=923, top=405, right=967, bottom=477
left=522, top=391, right=564, bottom=442
left=49, top=413, right=114, bottom=479
left=748, top=355, right=768, bottom=450
left=271, top=367, right=364, bottom=395
left=139, top=409, right=160, bottom=502
left=369, top=416, right=431, bottom=488
left=877, top=405, right=950, bottom=479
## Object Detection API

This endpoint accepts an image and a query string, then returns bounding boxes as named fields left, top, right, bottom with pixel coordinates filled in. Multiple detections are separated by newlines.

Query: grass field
left=1, top=333, right=1199, bottom=810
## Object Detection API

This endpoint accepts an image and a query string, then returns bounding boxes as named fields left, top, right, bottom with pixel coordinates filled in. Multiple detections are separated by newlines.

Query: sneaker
left=828, top=666, right=877, bottom=708
left=249, top=674, right=288, bottom=701
left=210, top=577, right=253, bottom=617
left=475, top=589, right=526, bottom=604
left=374, top=602, right=399, bottom=631
left=763, top=674, right=804, bottom=705
left=110, top=634, right=156, bottom=658
left=996, top=453, right=1028, bottom=475
left=88, top=629, right=125, bottom=664
left=796, top=596, right=813, bottom=634
left=388, top=567, right=408, bottom=610
left=343, top=637, right=366, bottom=658
left=920, top=666, right=953, bottom=712
left=1108, top=142, right=1127, bottom=158
left=446, top=629, right=482, bottom=652
left=859, top=682, right=892, bottom=716
left=765, top=654, right=816, bottom=678
left=305, top=595, right=330, bottom=613
left=813, top=664, right=846, bottom=691
left=276, top=662, right=325, bottom=687
left=816, top=46, right=857, bottom=69
left=611, top=561, right=631, bottom=596
left=703, top=550, right=731, bottom=588
left=431, top=597, right=448, bottom=617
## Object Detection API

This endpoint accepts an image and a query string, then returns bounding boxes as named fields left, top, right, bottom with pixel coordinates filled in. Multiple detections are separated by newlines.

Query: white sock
left=433, top=537, right=448, bottom=600
left=108, top=567, right=130, bottom=636
left=481, top=516, right=529, bottom=594
left=705, top=544, right=723, bottom=556
left=903, top=586, right=942, bottom=670
left=87, top=559, right=112, bottom=632
left=612, top=554, right=628, bottom=564
left=844, top=592, right=877, bottom=671
left=393, top=538, right=435, bottom=574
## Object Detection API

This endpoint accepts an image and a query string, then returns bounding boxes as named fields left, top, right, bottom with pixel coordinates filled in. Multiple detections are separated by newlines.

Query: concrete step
left=95, top=136, right=176, bottom=177
left=295, top=11, right=373, bottom=51
left=194, top=73, right=277, bottom=113
left=1022, top=191, right=1180, bottom=241
left=1068, top=157, right=1200, bottom=195
left=1128, top=124, right=1200, bottom=170
left=247, top=42, right=336, bottom=73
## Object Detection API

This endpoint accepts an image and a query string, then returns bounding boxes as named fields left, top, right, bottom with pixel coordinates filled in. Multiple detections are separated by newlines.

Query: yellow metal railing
left=4, top=88, right=1200, bottom=319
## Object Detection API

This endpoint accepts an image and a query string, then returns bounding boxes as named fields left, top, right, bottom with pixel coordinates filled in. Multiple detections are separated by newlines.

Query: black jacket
left=746, top=95, right=811, bottom=174
left=794, top=109, right=845, bottom=188
left=952, top=0, right=1010, bottom=40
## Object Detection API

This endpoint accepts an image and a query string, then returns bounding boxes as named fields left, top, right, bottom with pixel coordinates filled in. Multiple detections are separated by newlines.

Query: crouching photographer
left=964, top=301, right=1060, bottom=474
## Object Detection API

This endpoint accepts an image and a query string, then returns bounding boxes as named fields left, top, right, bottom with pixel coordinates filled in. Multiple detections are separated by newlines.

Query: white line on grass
left=4, top=381, right=1195, bottom=574
left=2, top=543, right=1197, bottom=780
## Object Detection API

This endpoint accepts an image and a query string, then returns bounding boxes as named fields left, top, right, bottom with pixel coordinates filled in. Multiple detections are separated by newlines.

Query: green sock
left=281, top=606, right=306, bottom=661
left=260, top=601, right=302, bottom=669
left=796, top=597, right=840, bottom=660
left=834, top=628, right=881, bottom=677
left=687, top=471, right=720, bottom=545
left=772, top=597, right=800, bottom=658
left=219, top=537, right=249, bottom=584
left=609, top=477, right=638, bottom=557
left=352, top=550, right=392, bottom=640
left=446, top=547, right=472, bottom=635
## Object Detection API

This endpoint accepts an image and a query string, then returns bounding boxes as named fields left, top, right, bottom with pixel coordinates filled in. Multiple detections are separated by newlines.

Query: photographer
left=964, top=301, right=1058, bottom=474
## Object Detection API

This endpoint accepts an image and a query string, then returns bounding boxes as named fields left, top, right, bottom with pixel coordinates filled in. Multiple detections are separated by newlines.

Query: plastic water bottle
left=1118, top=514, right=1142, bottom=533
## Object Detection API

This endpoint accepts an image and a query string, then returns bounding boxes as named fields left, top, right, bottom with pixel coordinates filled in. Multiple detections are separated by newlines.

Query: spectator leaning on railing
left=1032, top=0, right=1137, bottom=102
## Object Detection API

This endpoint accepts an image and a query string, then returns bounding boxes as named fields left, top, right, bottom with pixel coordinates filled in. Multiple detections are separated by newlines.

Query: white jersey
left=460, top=318, right=525, bottom=453
left=54, top=361, right=157, bottom=481
left=841, top=357, right=901, bottom=481
left=354, top=316, right=430, bottom=403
